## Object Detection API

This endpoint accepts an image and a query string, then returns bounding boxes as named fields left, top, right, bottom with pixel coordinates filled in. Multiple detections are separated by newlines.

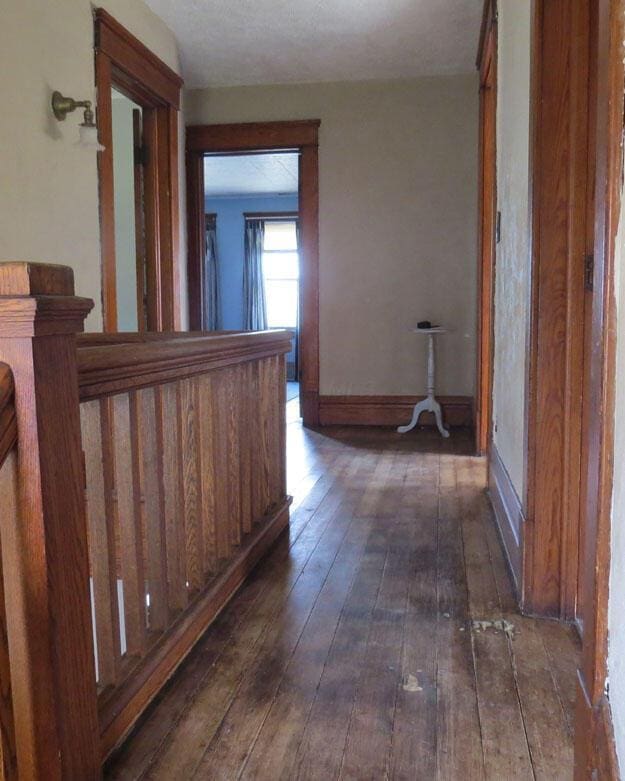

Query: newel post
left=0, top=263, right=101, bottom=779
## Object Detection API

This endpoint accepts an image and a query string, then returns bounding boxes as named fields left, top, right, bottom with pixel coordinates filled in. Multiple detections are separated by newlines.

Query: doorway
left=95, top=9, right=183, bottom=332
left=202, top=151, right=301, bottom=411
left=186, top=121, right=320, bottom=426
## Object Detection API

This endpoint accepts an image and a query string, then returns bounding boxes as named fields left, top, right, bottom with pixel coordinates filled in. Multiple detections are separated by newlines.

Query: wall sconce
left=51, top=91, right=105, bottom=151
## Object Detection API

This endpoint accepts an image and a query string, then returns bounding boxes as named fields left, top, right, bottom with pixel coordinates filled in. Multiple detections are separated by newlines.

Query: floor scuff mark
left=402, top=673, right=423, bottom=692
left=471, top=618, right=515, bottom=639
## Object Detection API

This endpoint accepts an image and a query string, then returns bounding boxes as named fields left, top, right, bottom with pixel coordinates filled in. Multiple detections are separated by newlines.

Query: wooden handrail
left=0, top=365, right=16, bottom=468
left=77, top=330, right=292, bottom=400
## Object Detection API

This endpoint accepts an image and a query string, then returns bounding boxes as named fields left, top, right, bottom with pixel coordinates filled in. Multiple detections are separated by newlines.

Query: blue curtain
left=203, top=215, right=221, bottom=330
left=243, top=219, right=267, bottom=330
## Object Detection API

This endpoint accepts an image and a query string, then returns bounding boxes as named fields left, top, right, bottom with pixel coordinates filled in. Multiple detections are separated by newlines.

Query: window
left=262, top=220, right=299, bottom=328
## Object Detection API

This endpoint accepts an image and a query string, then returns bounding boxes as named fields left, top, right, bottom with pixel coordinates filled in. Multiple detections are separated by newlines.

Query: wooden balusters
left=139, top=387, right=169, bottom=633
left=0, top=262, right=100, bottom=779
left=77, top=330, right=292, bottom=757
left=82, top=400, right=122, bottom=689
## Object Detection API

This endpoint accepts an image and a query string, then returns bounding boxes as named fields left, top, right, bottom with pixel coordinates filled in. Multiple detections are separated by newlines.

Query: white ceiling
left=145, top=0, right=483, bottom=88
left=204, top=153, right=299, bottom=197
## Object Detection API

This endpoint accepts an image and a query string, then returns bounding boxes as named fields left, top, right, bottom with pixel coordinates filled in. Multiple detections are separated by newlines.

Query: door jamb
left=95, top=9, right=183, bottom=332
left=475, top=0, right=498, bottom=457
left=574, top=0, right=623, bottom=776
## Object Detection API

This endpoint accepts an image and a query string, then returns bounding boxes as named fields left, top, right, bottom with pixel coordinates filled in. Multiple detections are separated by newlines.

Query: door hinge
left=584, top=254, right=594, bottom=291
left=134, top=143, right=149, bottom=167
left=495, top=211, right=501, bottom=244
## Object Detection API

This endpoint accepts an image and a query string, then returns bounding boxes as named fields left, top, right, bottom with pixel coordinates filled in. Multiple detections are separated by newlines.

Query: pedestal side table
left=397, top=327, right=450, bottom=438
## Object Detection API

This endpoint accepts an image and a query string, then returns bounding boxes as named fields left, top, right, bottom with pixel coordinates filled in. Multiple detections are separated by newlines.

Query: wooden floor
left=106, top=407, right=579, bottom=780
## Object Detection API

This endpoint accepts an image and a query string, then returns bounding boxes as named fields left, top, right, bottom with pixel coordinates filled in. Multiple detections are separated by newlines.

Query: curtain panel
left=203, top=214, right=221, bottom=330
left=243, top=219, right=268, bottom=330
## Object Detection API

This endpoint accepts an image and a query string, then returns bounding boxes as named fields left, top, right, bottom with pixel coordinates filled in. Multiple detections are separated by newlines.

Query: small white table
left=397, top=327, right=450, bottom=438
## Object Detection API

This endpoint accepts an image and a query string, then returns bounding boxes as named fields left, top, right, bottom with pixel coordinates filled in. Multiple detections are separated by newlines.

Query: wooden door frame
left=523, top=0, right=594, bottom=619
left=186, top=120, right=321, bottom=426
left=574, top=0, right=623, bottom=776
left=475, top=0, right=498, bottom=456
left=95, top=9, right=183, bottom=332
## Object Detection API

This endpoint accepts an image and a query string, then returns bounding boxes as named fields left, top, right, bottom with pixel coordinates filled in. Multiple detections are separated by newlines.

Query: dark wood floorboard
left=106, top=415, right=578, bottom=781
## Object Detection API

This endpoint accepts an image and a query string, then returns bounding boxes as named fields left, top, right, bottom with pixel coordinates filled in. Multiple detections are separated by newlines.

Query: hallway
left=106, top=422, right=579, bottom=780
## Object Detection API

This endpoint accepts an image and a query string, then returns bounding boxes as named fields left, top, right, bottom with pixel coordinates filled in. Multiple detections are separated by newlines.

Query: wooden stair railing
left=0, top=262, right=292, bottom=777
left=76, top=329, right=292, bottom=757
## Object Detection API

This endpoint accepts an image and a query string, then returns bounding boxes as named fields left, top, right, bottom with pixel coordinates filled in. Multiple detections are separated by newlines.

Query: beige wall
left=0, top=0, right=186, bottom=330
left=187, top=76, right=478, bottom=397
left=491, top=0, right=532, bottom=498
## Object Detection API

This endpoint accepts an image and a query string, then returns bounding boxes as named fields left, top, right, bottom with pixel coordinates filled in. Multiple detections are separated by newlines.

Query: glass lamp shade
left=76, top=124, right=105, bottom=151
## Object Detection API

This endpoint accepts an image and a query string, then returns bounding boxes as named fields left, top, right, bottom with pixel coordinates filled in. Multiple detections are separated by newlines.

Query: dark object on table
left=417, top=320, right=432, bottom=329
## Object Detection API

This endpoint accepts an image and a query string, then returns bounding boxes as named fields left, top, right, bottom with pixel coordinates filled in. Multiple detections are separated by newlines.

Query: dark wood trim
left=186, top=153, right=205, bottom=333
left=186, top=120, right=320, bottom=153
left=298, top=143, right=320, bottom=426
left=476, top=0, right=498, bottom=69
left=94, top=9, right=182, bottom=108
left=475, top=2, right=497, bottom=456
left=524, top=0, right=594, bottom=618
left=488, top=443, right=523, bottom=595
left=0, top=365, right=16, bottom=469
left=318, top=395, right=473, bottom=428
left=100, top=499, right=291, bottom=758
left=243, top=211, right=299, bottom=220
left=576, top=681, right=620, bottom=781
left=186, top=121, right=320, bottom=426
left=574, top=0, right=624, bottom=778
left=77, top=330, right=293, bottom=400
left=95, top=10, right=182, bottom=332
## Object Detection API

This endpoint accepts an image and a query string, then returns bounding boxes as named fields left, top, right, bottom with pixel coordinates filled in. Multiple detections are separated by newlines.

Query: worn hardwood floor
left=106, top=404, right=579, bottom=780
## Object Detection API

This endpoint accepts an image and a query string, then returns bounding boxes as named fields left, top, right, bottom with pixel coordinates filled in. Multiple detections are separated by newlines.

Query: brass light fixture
left=51, top=91, right=104, bottom=150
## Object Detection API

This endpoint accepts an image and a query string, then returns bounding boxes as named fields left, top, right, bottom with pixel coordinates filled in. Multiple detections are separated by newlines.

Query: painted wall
left=188, top=75, right=479, bottom=397
left=609, top=175, right=625, bottom=776
left=0, top=0, right=186, bottom=330
left=205, top=194, right=299, bottom=330
left=491, top=0, right=532, bottom=499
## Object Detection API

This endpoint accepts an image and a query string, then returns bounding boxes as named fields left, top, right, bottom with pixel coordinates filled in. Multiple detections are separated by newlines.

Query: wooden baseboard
left=575, top=676, right=619, bottom=780
left=488, top=443, right=523, bottom=597
left=100, top=499, right=291, bottom=759
left=317, top=395, right=473, bottom=427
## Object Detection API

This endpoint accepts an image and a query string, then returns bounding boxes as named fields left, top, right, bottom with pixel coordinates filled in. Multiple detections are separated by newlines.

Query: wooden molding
left=574, top=5, right=624, bottom=779
left=186, top=120, right=321, bottom=152
left=94, top=9, right=182, bottom=108
left=475, top=2, right=497, bottom=455
left=488, top=443, right=523, bottom=596
left=525, top=0, right=594, bottom=618
left=95, top=10, right=183, bottom=332
left=77, top=330, right=293, bottom=400
left=100, top=499, right=291, bottom=758
left=318, top=395, right=473, bottom=427
left=185, top=121, right=320, bottom=427
left=575, top=679, right=619, bottom=780
left=476, top=0, right=498, bottom=68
